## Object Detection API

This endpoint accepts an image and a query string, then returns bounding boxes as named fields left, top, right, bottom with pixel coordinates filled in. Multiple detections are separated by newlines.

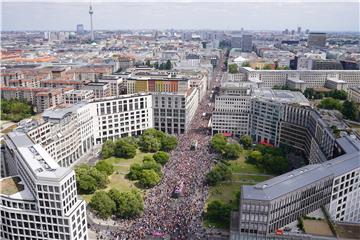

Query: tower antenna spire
left=89, top=1, right=94, bottom=42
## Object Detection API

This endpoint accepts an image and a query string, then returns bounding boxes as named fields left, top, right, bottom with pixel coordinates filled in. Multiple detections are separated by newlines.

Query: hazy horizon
left=1, top=2, right=359, bottom=32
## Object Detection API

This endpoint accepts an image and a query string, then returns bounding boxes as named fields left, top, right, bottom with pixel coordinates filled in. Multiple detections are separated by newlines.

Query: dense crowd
left=90, top=71, right=222, bottom=240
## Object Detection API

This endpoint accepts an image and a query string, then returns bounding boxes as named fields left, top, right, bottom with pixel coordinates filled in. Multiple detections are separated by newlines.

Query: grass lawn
left=228, top=151, right=266, bottom=174
left=205, top=150, right=272, bottom=229
left=81, top=150, right=153, bottom=202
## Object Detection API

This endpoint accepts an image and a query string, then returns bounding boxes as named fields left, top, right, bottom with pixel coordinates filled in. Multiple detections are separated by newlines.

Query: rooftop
left=242, top=139, right=360, bottom=201
left=0, top=176, right=34, bottom=201
left=252, top=88, right=310, bottom=106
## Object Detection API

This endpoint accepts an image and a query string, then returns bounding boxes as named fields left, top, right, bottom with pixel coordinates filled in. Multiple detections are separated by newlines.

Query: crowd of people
left=89, top=69, right=223, bottom=240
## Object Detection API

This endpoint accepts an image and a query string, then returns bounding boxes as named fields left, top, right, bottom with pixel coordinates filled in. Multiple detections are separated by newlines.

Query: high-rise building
left=241, top=34, right=253, bottom=52
left=297, top=26, right=302, bottom=34
left=1, top=132, right=88, bottom=240
left=308, top=32, right=327, bottom=48
left=76, top=24, right=84, bottom=35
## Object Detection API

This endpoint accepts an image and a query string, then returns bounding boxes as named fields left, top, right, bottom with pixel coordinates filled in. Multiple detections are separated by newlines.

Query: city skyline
left=1, top=1, right=359, bottom=32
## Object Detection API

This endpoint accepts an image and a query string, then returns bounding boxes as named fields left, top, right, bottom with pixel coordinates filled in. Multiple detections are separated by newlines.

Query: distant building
left=231, top=36, right=242, bottom=48
left=241, top=35, right=253, bottom=52
left=311, top=59, right=343, bottom=70
left=308, top=32, right=327, bottom=48
left=76, top=24, right=85, bottom=35
left=83, top=82, right=111, bottom=99
left=63, top=89, right=94, bottom=104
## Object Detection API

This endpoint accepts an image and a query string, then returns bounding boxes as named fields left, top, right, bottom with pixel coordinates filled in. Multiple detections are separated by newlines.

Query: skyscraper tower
left=89, top=3, right=94, bottom=41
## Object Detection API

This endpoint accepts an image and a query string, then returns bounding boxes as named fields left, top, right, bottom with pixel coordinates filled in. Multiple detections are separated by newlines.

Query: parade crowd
left=89, top=72, right=222, bottom=240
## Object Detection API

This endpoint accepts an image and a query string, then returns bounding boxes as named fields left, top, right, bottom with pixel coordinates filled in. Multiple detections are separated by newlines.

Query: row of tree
left=101, top=129, right=178, bottom=159
left=304, top=88, right=348, bottom=100
left=1, top=99, right=34, bottom=122
left=211, top=134, right=243, bottom=159
left=75, top=161, right=114, bottom=194
left=89, top=189, right=143, bottom=219
left=128, top=153, right=169, bottom=188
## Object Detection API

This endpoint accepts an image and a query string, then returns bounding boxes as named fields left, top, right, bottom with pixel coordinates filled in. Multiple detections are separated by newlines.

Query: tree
left=240, top=135, right=252, bottom=149
left=241, top=62, right=251, bottom=67
left=128, top=163, right=143, bottom=180
left=342, top=100, right=358, bottom=120
left=101, top=140, right=115, bottom=159
left=211, top=134, right=227, bottom=152
left=154, top=62, right=159, bottom=69
left=114, top=139, right=137, bottom=158
left=89, top=191, right=116, bottom=219
left=222, top=143, right=242, bottom=159
left=89, top=168, right=109, bottom=189
left=153, top=151, right=170, bottom=165
left=205, top=200, right=232, bottom=227
left=265, top=155, right=289, bottom=175
left=160, top=135, right=178, bottom=152
left=206, top=164, right=232, bottom=186
left=326, top=89, right=347, bottom=100
left=165, top=60, right=172, bottom=70
left=145, top=60, right=151, bottom=67
left=0, top=99, right=34, bottom=122
left=108, top=189, right=144, bottom=218
left=142, top=158, right=161, bottom=175
left=95, top=160, right=115, bottom=176
left=247, top=150, right=263, bottom=165
left=139, top=169, right=161, bottom=188
left=318, top=98, right=342, bottom=111
left=228, top=64, right=239, bottom=74
left=77, top=174, right=97, bottom=194
left=139, top=135, right=161, bottom=152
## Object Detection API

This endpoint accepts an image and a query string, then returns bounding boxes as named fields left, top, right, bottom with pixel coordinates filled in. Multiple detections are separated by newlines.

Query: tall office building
left=233, top=136, right=360, bottom=239
left=76, top=24, right=84, bottom=35
left=241, top=34, right=253, bottom=52
left=1, top=132, right=88, bottom=240
left=308, top=32, right=326, bottom=48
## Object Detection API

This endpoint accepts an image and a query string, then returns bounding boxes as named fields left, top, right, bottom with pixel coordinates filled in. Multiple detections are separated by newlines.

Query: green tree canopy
left=114, top=139, right=137, bottom=158
left=160, top=135, right=178, bottom=152
left=139, top=169, right=161, bottom=188
left=211, top=134, right=227, bottom=153
left=222, top=143, right=243, bottom=159
left=228, top=64, right=239, bottom=74
left=205, top=200, right=232, bottom=227
left=138, top=135, right=161, bottom=152
left=95, top=160, right=115, bottom=176
left=127, top=163, right=143, bottom=180
left=206, top=163, right=232, bottom=186
left=101, top=140, right=115, bottom=159
left=318, top=98, right=342, bottom=111
left=341, top=100, right=359, bottom=120
left=153, top=151, right=170, bottom=165
left=89, top=191, right=116, bottom=219
left=0, top=99, right=34, bottom=122
left=108, top=189, right=144, bottom=218
left=240, top=135, right=252, bottom=149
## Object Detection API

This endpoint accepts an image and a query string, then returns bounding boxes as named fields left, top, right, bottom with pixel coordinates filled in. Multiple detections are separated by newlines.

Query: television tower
left=89, top=3, right=94, bottom=42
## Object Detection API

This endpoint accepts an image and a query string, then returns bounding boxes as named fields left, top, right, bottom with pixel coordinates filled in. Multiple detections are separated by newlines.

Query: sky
left=1, top=1, right=359, bottom=32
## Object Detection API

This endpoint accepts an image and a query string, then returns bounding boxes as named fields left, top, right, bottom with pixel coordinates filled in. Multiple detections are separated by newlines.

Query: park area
left=81, top=150, right=153, bottom=202
left=205, top=150, right=273, bottom=229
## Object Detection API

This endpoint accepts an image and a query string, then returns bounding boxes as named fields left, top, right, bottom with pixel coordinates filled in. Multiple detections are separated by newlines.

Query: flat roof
left=6, top=132, right=71, bottom=181
left=252, top=88, right=310, bottom=106
left=0, top=176, right=34, bottom=201
left=242, top=139, right=360, bottom=201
